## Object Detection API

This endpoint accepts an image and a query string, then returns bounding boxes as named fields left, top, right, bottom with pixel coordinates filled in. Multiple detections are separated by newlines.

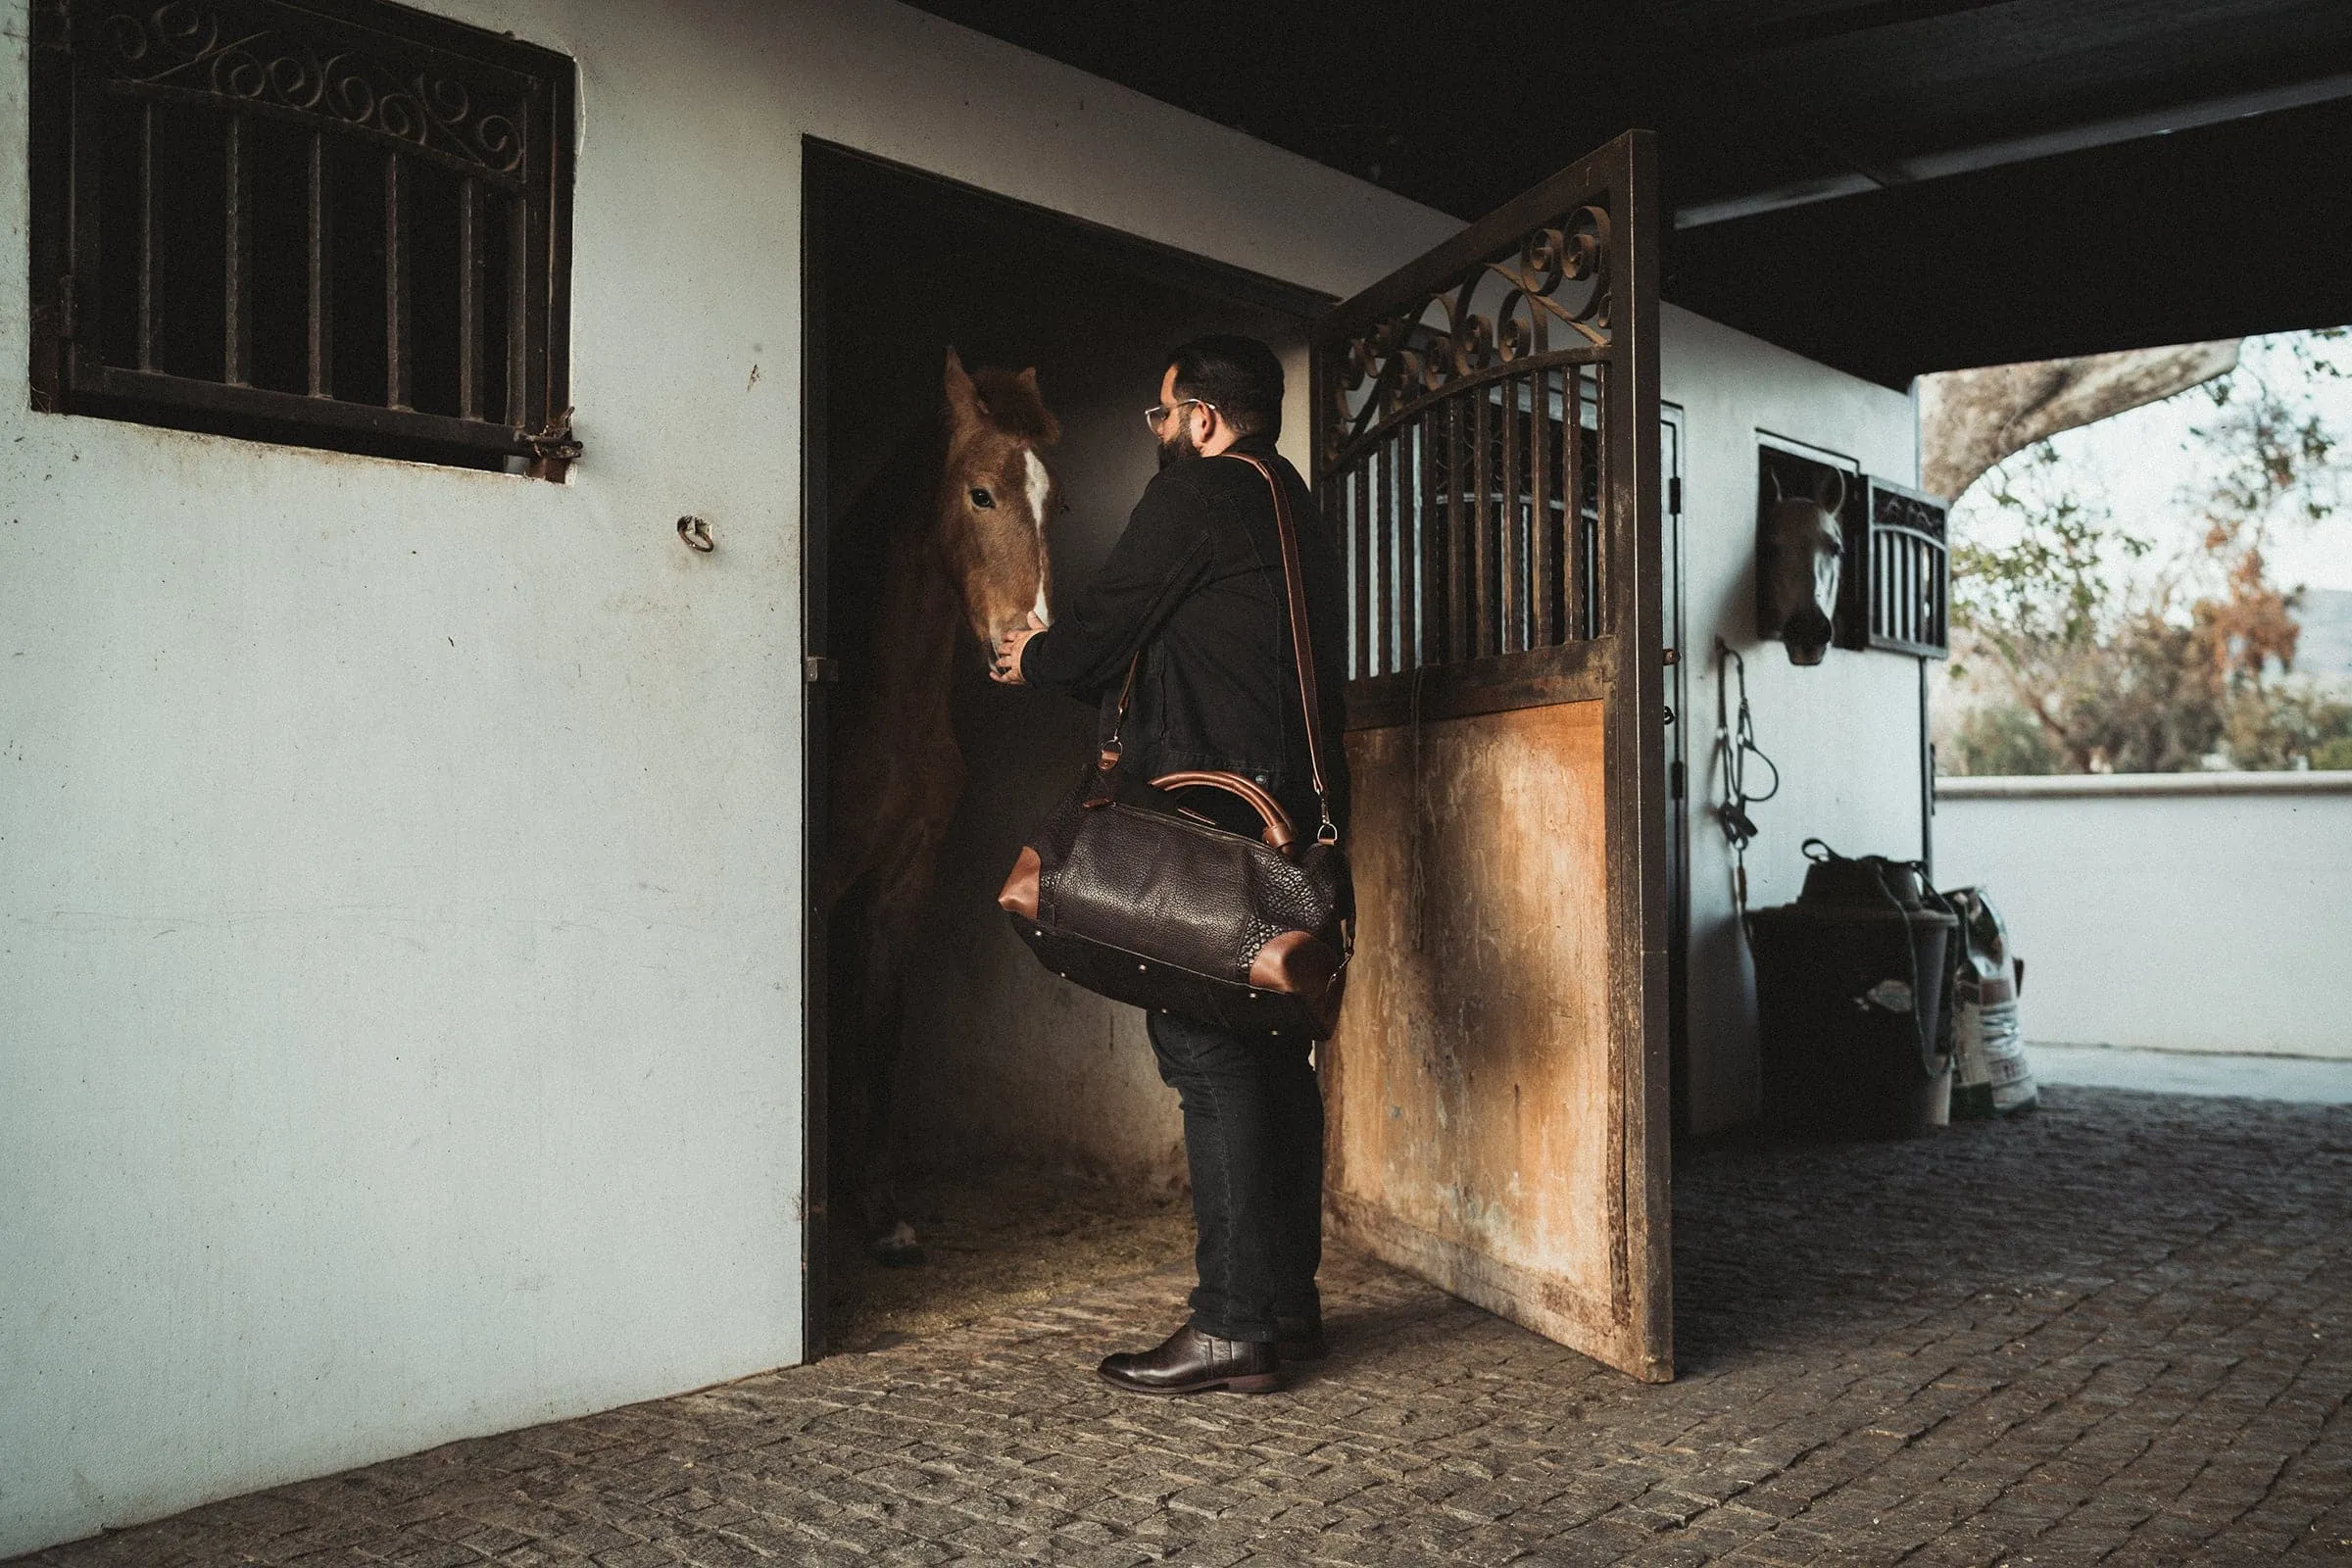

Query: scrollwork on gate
left=91, top=0, right=531, bottom=181
left=1323, top=203, right=1611, bottom=470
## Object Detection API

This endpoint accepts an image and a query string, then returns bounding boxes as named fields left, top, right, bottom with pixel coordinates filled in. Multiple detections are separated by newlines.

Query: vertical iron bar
left=383, top=153, right=409, bottom=409
left=1471, top=377, right=1492, bottom=657
left=1499, top=373, right=1521, bottom=653
left=1592, top=368, right=1609, bottom=636
left=1892, top=535, right=1904, bottom=646
left=1341, top=471, right=1356, bottom=676
left=223, top=115, right=252, bottom=384
left=1446, top=395, right=1467, bottom=662
left=1915, top=539, right=1928, bottom=646
left=1353, top=455, right=1372, bottom=681
left=1879, top=533, right=1891, bottom=646
left=1362, top=447, right=1378, bottom=677
left=136, top=104, right=156, bottom=371
left=1394, top=430, right=1410, bottom=669
left=1407, top=414, right=1429, bottom=670
left=458, top=177, right=484, bottom=420
left=1532, top=368, right=1555, bottom=646
left=1927, top=543, right=1938, bottom=647
left=1890, top=533, right=1909, bottom=644
left=1392, top=432, right=1407, bottom=671
left=1905, top=536, right=1919, bottom=646
left=504, top=194, right=528, bottom=427
left=1375, top=438, right=1395, bottom=677
left=1420, top=408, right=1445, bottom=668
left=1523, top=373, right=1540, bottom=649
left=1564, top=368, right=1586, bottom=640
left=1877, top=533, right=1887, bottom=645
left=306, top=130, right=332, bottom=397
left=1891, top=534, right=1904, bottom=645
left=1388, top=435, right=1401, bottom=673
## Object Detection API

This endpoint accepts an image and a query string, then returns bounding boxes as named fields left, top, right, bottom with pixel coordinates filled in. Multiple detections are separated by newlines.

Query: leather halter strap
left=1097, top=453, right=1338, bottom=846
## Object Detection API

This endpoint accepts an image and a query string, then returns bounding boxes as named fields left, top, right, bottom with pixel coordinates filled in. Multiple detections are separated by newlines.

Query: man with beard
left=990, top=334, right=1350, bottom=1395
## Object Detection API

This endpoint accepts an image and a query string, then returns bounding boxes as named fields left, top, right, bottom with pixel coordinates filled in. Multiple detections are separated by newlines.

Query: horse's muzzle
left=1782, top=604, right=1834, bottom=665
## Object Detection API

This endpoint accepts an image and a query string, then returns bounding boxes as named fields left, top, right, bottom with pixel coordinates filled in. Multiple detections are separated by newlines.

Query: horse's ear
left=1009, top=367, right=1061, bottom=445
left=1766, top=466, right=1785, bottom=505
left=944, top=347, right=983, bottom=424
left=1815, top=467, right=1847, bottom=516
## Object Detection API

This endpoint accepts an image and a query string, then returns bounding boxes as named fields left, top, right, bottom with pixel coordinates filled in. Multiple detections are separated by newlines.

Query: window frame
left=26, top=0, right=578, bottom=475
left=1858, top=475, right=1951, bottom=659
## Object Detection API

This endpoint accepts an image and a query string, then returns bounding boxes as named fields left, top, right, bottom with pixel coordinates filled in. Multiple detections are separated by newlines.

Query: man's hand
left=991, top=612, right=1047, bottom=685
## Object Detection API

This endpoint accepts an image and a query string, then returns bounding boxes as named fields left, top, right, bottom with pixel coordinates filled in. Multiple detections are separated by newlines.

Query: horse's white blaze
left=1024, top=450, right=1051, bottom=536
left=1025, top=448, right=1054, bottom=625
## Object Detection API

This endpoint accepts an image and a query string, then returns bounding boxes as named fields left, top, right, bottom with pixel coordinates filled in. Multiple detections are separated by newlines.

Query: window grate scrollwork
left=1312, top=137, right=1649, bottom=691
left=28, top=0, right=577, bottom=473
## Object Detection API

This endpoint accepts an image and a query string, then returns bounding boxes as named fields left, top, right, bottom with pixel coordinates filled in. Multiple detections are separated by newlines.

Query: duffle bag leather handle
left=1150, top=770, right=1297, bottom=852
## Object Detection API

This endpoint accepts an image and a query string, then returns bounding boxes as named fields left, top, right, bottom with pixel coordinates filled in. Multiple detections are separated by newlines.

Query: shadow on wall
left=815, top=148, right=1312, bottom=1189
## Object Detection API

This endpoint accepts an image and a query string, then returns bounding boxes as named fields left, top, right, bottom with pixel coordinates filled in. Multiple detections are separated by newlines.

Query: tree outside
left=1936, top=330, right=2352, bottom=776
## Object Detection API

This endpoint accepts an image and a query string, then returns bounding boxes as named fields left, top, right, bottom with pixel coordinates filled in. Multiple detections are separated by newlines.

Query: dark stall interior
left=805, top=144, right=1324, bottom=1347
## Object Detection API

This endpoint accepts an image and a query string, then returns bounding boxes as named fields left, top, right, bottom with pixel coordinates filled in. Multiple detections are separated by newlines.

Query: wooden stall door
left=1311, top=132, right=1670, bottom=1381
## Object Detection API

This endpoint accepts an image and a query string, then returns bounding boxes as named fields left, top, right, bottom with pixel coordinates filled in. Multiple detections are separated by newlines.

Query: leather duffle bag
left=998, top=453, right=1352, bottom=1040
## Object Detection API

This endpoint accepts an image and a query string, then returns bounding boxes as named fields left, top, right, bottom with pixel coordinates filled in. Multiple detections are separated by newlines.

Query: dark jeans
left=1146, top=1009, right=1324, bottom=1344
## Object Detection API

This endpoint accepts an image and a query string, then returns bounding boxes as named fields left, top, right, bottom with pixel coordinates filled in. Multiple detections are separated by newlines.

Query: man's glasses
left=1145, top=397, right=1217, bottom=433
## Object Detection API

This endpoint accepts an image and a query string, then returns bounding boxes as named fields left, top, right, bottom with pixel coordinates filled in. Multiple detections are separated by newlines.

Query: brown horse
left=822, top=348, right=1062, bottom=1264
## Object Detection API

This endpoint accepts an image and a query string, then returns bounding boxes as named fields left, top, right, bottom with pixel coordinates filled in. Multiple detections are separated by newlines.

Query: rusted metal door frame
left=1309, top=130, right=1671, bottom=1378
left=1660, top=405, right=1690, bottom=1138
left=799, top=144, right=838, bottom=1362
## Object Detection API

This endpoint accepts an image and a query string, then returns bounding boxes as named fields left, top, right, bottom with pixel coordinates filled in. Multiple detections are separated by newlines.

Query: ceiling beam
left=1676, top=67, right=2352, bottom=228
left=1685, top=0, right=2023, bottom=55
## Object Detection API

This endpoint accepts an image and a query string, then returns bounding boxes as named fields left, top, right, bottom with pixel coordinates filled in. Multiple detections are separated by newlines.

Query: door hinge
left=1670, top=759, right=1686, bottom=800
left=804, top=655, right=841, bottom=685
left=1668, top=476, right=1682, bottom=514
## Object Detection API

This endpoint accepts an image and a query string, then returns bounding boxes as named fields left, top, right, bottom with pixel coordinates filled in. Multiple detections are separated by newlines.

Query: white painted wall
left=0, top=0, right=1458, bottom=1553
left=1936, top=773, right=2352, bottom=1059
left=1661, top=305, right=1927, bottom=1136
left=1, top=0, right=1927, bottom=1542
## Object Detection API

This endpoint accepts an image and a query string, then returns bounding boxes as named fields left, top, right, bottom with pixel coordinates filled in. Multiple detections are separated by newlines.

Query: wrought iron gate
left=1310, top=132, right=1670, bottom=1381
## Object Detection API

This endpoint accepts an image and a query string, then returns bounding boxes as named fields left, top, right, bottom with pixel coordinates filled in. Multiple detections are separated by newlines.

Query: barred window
left=1858, top=477, right=1949, bottom=658
left=28, top=0, right=577, bottom=475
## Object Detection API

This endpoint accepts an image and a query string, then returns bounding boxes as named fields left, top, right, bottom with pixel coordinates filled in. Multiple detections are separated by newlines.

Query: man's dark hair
left=1167, top=335, right=1285, bottom=440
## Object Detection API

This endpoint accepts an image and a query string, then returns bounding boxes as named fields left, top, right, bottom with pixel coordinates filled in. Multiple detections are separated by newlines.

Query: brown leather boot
left=1097, top=1324, right=1283, bottom=1396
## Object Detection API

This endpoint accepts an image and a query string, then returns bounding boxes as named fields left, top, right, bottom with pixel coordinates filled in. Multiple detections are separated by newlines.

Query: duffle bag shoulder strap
left=1096, top=452, right=1338, bottom=845
left=1224, top=452, right=1337, bottom=846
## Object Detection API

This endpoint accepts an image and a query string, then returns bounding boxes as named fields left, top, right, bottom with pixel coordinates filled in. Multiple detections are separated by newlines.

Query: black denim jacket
left=1019, top=438, right=1351, bottom=838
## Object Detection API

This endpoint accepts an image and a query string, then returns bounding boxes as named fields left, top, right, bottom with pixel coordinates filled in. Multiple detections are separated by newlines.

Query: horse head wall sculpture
left=1758, top=465, right=1847, bottom=665
left=941, top=347, right=1062, bottom=657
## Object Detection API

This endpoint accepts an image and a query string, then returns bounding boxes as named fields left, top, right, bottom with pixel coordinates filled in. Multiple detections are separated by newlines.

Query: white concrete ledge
left=1936, top=769, right=2352, bottom=800
left=2032, top=1044, right=2352, bottom=1102
left=1936, top=781, right=2352, bottom=1057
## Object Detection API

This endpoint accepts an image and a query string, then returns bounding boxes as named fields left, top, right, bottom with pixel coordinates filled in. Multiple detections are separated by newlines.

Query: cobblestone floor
left=20, top=1086, right=2351, bottom=1567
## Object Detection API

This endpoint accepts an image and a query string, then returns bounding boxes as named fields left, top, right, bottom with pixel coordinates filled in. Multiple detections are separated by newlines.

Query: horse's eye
left=969, top=487, right=995, bottom=509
